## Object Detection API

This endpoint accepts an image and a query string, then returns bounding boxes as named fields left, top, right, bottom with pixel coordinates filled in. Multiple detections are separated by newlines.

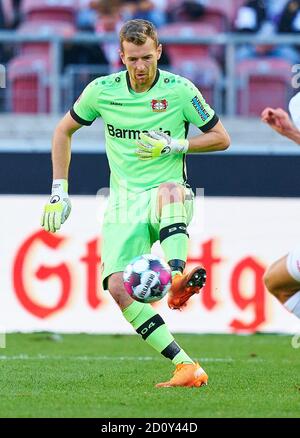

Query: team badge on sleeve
left=191, top=96, right=210, bottom=121
left=151, top=99, right=168, bottom=112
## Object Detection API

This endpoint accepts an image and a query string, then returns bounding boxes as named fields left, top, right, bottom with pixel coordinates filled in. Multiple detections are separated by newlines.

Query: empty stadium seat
left=159, top=23, right=222, bottom=109
left=200, top=6, right=229, bottom=32
left=165, top=0, right=245, bottom=30
left=1, top=0, right=13, bottom=26
left=8, top=54, right=50, bottom=113
left=236, top=58, right=293, bottom=116
left=159, top=22, right=216, bottom=60
left=206, top=0, right=246, bottom=28
left=171, top=56, right=222, bottom=110
left=17, top=20, right=76, bottom=55
left=22, top=0, right=75, bottom=24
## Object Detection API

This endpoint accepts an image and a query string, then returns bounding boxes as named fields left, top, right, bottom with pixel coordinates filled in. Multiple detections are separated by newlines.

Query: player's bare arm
left=261, top=107, right=300, bottom=144
left=52, top=112, right=83, bottom=179
left=41, top=112, right=83, bottom=233
left=187, top=120, right=230, bottom=153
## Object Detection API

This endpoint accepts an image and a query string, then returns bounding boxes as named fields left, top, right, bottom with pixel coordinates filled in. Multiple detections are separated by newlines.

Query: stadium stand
left=159, top=22, right=222, bottom=109
left=17, top=20, right=76, bottom=55
left=1, top=0, right=13, bottom=27
left=21, top=0, right=76, bottom=24
left=199, top=3, right=229, bottom=32
left=1, top=0, right=22, bottom=28
left=159, top=22, right=215, bottom=58
left=236, top=57, right=293, bottom=116
left=8, top=53, right=50, bottom=113
left=1, top=0, right=298, bottom=115
left=7, top=1, right=77, bottom=112
left=226, top=0, right=252, bottom=26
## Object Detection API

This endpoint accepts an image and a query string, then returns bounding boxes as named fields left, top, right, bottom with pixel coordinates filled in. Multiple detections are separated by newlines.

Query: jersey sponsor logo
left=110, top=101, right=123, bottom=106
left=107, top=124, right=170, bottom=140
left=151, top=99, right=168, bottom=112
left=191, top=96, right=210, bottom=121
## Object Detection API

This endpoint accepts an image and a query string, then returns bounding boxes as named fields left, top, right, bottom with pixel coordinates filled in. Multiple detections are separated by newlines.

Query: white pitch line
left=0, top=354, right=233, bottom=363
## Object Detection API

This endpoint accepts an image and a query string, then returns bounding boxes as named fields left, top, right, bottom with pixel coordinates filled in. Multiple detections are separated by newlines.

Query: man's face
left=120, top=37, right=162, bottom=91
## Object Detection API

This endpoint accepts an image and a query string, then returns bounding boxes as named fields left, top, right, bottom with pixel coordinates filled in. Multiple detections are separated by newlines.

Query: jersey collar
left=126, top=69, right=160, bottom=94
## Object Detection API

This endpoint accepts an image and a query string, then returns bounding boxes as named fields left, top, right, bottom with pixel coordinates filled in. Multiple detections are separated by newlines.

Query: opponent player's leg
left=156, top=182, right=206, bottom=310
left=108, top=272, right=208, bottom=387
left=264, top=251, right=300, bottom=319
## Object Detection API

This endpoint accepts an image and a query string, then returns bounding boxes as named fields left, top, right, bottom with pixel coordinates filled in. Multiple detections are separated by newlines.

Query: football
left=123, top=254, right=172, bottom=303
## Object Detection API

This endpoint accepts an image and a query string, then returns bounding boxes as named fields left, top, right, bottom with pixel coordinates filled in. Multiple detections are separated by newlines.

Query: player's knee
left=263, top=267, right=279, bottom=297
left=158, top=182, right=184, bottom=203
left=108, top=273, right=130, bottom=307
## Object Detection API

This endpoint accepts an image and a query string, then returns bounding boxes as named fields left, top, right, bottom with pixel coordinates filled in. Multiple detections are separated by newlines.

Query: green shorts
left=101, top=184, right=194, bottom=290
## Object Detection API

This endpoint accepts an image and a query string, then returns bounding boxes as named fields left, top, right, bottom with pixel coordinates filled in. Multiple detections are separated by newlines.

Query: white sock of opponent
left=284, top=291, right=300, bottom=319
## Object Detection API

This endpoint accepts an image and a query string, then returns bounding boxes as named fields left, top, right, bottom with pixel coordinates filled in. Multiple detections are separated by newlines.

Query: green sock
left=123, top=301, right=194, bottom=365
left=159, top=202, right=189, bottom=264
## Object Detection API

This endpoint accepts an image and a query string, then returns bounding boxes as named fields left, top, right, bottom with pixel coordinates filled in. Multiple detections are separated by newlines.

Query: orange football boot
left=168, top=267, right=206, bottom=310
left=156, top=362, right=208, bottom=388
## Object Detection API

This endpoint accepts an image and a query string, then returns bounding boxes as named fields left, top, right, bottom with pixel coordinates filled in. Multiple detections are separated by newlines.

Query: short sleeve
left=70, top=79, right=100, bottom=126
left=181, top=79, right=219, bottom=132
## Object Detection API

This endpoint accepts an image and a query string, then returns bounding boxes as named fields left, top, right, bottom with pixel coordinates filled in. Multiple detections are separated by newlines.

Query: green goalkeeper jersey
left=71, top=69, right=218, bottom=193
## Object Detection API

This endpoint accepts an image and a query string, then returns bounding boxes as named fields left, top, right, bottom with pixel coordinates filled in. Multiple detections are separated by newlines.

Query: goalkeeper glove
left=136, top=131, right=189, bottom=160
left=41, top=179, right=71, bottom=233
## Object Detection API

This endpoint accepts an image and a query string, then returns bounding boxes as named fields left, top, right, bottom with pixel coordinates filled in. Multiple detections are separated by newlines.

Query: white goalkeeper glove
left=136, top=131, right=189, bottom=160
left=41, top=179, right=71, bottom=233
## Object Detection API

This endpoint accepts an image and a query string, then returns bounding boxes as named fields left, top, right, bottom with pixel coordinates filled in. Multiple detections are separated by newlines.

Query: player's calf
left=108, top=272, right=134, bottom=309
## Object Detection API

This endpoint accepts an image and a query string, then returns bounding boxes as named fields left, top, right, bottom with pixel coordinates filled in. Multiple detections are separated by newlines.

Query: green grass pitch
left=0, top=333, right=300, bottom=418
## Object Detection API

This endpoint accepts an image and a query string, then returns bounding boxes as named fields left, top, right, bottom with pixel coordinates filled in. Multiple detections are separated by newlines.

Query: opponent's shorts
left=286, top=248, right=300, bottom=282
left=101, top=184, right=194, bottom=290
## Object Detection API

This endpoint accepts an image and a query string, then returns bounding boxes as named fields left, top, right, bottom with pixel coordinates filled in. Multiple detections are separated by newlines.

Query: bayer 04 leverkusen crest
left=151, top=99, right=168, bottom=112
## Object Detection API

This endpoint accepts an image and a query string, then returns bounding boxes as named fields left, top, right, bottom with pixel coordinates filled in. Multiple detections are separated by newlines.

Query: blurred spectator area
left=159, top=22, right=222, bottom=111
left=236, top=57, right=294, bottom=116
left=1, top=0, right=299, bottom=115
left=234, top=0, right=300, bottom=115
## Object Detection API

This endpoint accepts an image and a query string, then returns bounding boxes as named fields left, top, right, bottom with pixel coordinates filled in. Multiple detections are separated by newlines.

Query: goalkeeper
left=41, top=19, right=230, bottom=387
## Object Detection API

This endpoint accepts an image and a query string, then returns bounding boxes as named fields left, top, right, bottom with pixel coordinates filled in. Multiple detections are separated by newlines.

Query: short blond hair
left=119, top=19, right=159, bottom=50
